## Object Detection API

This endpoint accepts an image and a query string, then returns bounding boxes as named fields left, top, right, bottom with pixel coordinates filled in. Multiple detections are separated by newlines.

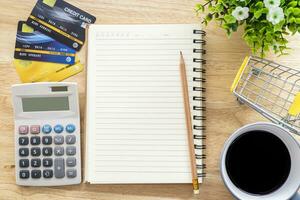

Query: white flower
left=264, top=0, right=280, bottom=9
left=232, top=6, right=249, bottom=20
left=267, top=7, right=284, bottom=25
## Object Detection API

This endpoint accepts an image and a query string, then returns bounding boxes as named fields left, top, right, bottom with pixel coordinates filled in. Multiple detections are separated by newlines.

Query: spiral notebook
left=85, top=24, right=206, bottom=184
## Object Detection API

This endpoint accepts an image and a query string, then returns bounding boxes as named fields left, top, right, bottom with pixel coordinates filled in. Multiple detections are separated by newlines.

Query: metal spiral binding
left=194, top=77, right=206, bottom=82
left=194, top=125, right=206, bottom=131
left=193, top=106, right=206, bottom=111
left=194, top=116, right=206, bottom=120
left=193, top=97, right=206, bottom=101
left=194, top=68, right=206, bottom=73
left=193, top=29, right=206, bottom=178
left=194, top=135, right=207, bottom=139
left=196, top=164, right=207, bottom=170
left=194, top=144, right=206, bottom=149
left=195, top=154, right=207, bottom=159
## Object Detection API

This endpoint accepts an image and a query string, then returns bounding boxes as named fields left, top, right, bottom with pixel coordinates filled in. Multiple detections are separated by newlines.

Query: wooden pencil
left=179, top=51, right=199, bottom=194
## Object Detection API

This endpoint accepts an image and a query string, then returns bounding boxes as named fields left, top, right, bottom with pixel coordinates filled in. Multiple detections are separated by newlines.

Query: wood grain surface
left=0, top=0, right=299, bottom=199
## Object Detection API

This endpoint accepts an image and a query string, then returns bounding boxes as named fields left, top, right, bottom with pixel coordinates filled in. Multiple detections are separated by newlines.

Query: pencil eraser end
left=193, top=190, right=200, bottom=195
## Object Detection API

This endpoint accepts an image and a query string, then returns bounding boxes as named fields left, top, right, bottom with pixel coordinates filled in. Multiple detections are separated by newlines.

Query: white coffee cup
left=220, top=122, right=300, bottom=200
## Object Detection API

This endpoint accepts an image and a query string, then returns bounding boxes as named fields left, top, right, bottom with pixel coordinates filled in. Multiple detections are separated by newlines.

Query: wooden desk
left=1, top=0, right=299, bottom=199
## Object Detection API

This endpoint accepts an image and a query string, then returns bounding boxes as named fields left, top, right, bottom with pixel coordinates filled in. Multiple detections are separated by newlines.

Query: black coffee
left=225, top=130, right=291, bottom=195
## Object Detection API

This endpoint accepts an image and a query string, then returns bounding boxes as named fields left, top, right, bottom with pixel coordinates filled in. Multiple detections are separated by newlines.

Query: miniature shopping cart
left=231, top=56, right=300, bottom=134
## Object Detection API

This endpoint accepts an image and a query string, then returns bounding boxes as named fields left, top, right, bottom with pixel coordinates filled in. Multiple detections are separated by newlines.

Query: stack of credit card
left=14, top=0, right=96, bottom=83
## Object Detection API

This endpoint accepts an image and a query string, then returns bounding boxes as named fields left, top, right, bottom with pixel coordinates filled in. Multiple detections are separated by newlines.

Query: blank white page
left=85, top=24, right=204, bottom=184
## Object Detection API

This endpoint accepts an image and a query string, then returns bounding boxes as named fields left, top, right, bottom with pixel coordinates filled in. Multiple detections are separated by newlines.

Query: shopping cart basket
left=231, top=56, right=300, bottom=134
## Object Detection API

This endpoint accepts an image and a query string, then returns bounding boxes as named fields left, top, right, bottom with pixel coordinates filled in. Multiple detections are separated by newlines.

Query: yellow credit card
left=36, top=61, right=83, bottom=82
left=14, top=58, right=83, bottom=83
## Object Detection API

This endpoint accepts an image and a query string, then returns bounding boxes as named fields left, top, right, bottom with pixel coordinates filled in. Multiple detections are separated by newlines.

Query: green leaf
left=221, top=23, right=230, bottom=29
left=262, top=8, right=269, bottom=13
left=255, top=1, right=264, bottom=9
left=230, top=23, right=238, bottom=32
left=224, top=15, right=236, bottom=23
left=288, top=17, right=296, bottom=23
left=254, top=9, right=263, bottom=19
left=279, top=46, right=286, bottom=51
left=215, top=4, right=224, bottom=13
left=282, top=30, right=289, bottom=35
left=263, top=44, right=270, bottom=52
left=195, top=4, right=205, bottom=12
left=226, top=29, right=232, bottom=37
left=259, top=27, right=267, bottom=34
left=249, top=4, right=256, bottom=13
left=243, top=28, right=255, bottom=36
left=266, top=32, right=273, bottom=42
left=288, top=23, right=298, bottom=34
left=205, top=13, right=213, bottom=22
left=274, top=20, right=285, bottom=31
left=208, top=5, right=215, bottom=12
left=293, top=8, right=300, bottom=16
left=288, top=1, right=298, bottom=7
left=286, top=7, right=294, bottom=17
left=278, top=38, right=288, bottom=45
left=295, top=18, right=300, bottom=24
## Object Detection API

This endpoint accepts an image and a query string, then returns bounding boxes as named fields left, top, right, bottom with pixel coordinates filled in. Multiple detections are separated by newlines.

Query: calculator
left=12, top=82, right=81, bottom=186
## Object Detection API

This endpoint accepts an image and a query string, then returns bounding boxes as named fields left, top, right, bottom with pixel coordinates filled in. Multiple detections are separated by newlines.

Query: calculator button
left=42, top=124, right=52, bottom=134
left=66, top=135, right=76, bottom=144
left=19, top=159, right=29, bottom=168
left=54, top=158, right=65, bottom=178
left=31, top=170, right=41, bottom=179
left=19, top=148, right=29, bottom=157
left=54, top=125, right=64, bottom=133
left=66, top=157, right=76, bottom=167
left=31, top=159, right=41, bottom=168
left=43, top=147, right=53, bottom=156
left=30, top=125, right=40, bottom=134
left=54, top=135, right=64, bottom=145
left=67, top=169, right=77, bottom=178
left=19, top=170, right=29, bottom=179
left=43, top=158, right=53, bottom=167
left=31, top=148, right=41, bottom=157
left=43, top=170, right=53, bottom=179
left=19, top=137, right=29, bottom=146
left=30, top=136, right=41, bottom=145
left=42, top=136, right=52, bottom=145
left=54, top=147, right=64, bottom=156
left=19, top=126, right=29, bottom=134
left=66, top=124, right=76, bottom=133
left=66, top=146, right=76, bottom=156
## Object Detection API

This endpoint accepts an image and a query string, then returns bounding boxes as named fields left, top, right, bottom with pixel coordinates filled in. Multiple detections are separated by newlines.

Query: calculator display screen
left=22, top=97, right=69, bottom=112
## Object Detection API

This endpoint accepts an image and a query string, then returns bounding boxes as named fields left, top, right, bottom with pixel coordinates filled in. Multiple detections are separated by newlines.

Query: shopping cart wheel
left=237, top=98, right=245, bottom=104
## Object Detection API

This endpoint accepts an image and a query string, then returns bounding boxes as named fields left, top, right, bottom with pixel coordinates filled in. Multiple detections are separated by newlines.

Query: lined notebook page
left=85, top=24, right=203, bottom=184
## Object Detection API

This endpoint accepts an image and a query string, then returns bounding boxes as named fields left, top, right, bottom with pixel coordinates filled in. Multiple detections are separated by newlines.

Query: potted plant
left=196, top=0, right=300, bottom=57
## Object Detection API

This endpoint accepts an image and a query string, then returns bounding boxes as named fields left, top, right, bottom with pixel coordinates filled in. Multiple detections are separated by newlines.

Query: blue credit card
left=14, top=21, right=76, bottom=65
left=27, top=0, right=96, bottom=51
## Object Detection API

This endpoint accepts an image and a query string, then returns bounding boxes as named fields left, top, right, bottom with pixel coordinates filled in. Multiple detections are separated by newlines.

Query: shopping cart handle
left=230, top=56, right=249, bottom=93
left=289, top=92, right=300, bottom=116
